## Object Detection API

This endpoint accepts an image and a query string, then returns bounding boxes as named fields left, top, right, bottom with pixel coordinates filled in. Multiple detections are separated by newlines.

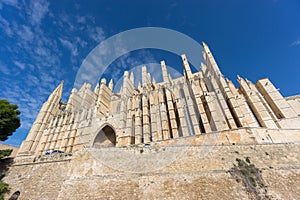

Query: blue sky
left=1, top=0, right=300, bottom=147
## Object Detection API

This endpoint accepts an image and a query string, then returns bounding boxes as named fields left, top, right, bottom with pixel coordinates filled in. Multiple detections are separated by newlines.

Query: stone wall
left=4, top=140, right=300, bottom=199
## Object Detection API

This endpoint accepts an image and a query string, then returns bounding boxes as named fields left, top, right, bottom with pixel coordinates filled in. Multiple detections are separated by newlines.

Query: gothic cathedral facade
left=18, top=42, right=300, bottom=156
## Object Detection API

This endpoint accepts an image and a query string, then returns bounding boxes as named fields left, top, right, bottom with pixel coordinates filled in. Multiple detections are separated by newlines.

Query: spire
left=101, top=78, right=106, bottom=85
left=130, top=72, right=134, bottom=83
left=122, top=71, right=129, bottom=92
left=201, top=41, right=222, bottom=77
left=79, top=82, right=86, bottom=93
left=152, top=77, right=156, bottom=84
left=121, top=71, right=129, bottom=96
left=142, top=65, right=150, bottom=86
left=168, top=74, right=173, bottom=84
left=86, top=83, right=91, bottom=90
left=202, top=41, right=208, bottom=48
left=94, top=83, right=99, bottom=94
left=226, top=78, right=237, bottom=93
left=124, top=71, right=129, bottom=79
left=200, top=62, right=206, bottom=68
left=66, top=88, right=77, bottom=111
left=245, top=78, right=255, bottom=90
left=237, top=75, right=250, bottom=91
left=181, top=54, right=193, bottom=81
left=48, top=81, right=63, bottom=103
left=54, top=80, right=63, bottom=96
left=161, top=60, right=170, bottom=84
left=109, top=79, right=114, bottom=90
left=147, top=73, right=151, bottom=82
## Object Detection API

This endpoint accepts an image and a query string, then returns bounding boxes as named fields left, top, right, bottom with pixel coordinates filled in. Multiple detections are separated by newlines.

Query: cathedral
left=7, top=42, right=300, bottom=199
left=18, top=42, right=300, bottom=156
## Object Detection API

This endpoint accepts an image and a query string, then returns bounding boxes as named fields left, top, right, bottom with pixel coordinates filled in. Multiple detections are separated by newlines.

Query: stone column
left=174, top=85, right=189, bottom=137
left=53, top=114, right=66, bottom=150
left=238, top=76, right=278, bottom=128
left=165, top=88, right=179, bottom=138
left=208, top=72, right=237, bottom=129
left=192, top=79, right=211, bottom=133
left=149, top=91, right=159, bottom=141
left=37, top=116, right=55, bottom=154
left=134, top=95, right=143, bottom=144
left=142, top=94, right=151, bottom=143
left=69, top=108, right=83, bottom=152
left=182, top=83, right=201, bottom=135
left=124, top=98, right=134, bottom=145
left=158, top=87, right=170, bottom=140
left=256, top=78, right=298, bottom=119
left=201, top=76, right=229, bottom=131
left=61, top=112, right=75, bottom=152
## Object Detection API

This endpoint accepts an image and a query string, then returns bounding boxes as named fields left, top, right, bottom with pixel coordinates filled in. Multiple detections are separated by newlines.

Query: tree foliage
left=0, top=100, right=20, bottom=141
left=0, top=149, right=13, bottom=159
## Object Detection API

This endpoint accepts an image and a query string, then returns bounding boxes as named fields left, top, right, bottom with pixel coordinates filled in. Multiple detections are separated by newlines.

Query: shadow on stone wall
left=0, top=157, right=14, bottom=200
left=0, top=157, right=14, bottom=176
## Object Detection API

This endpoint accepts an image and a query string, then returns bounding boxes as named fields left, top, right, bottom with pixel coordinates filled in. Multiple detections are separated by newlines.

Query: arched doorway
left=93, top=125, right=116, bottom=147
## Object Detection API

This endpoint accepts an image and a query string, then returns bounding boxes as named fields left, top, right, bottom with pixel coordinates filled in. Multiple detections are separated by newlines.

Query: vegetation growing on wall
left=0, top=180, right=10, bottom=200
left=0, top=149, right=13, bottom=200
left=0, top=149, right=13, bottom=159
left=229, top=157, right=272, bottom=200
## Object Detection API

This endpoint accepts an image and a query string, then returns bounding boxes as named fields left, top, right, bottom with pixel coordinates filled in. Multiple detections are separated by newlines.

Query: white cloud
left=59, top=38, right=78, bottom=56
left=0, top=15, right=13, bottom=36
left=1, top=82, right=44, bottom=124
left=39, top=71, right=55, bottom=85
left=88, top=26, right=105, bottom=43
left=291, top=40, right=300, bottom=46
left=75, top=36, right=87, bottom=48
left=76, top=15, right=87, bottom=24
left=0, top=2, right=109, bottom=145
left=26, top=73, right=40, bottom=83
left=1, top=0, right=18, bottom=7
left=28, top=0, right=49, bottom=26
left=0, top=62, right=10, bottom=75
left=13, top=61, right=26, bottom=70
left=15, top=25, right=34, bottom=42
left=35, top=46, right=48, bottom=56
left=56, top=13, right=76, bottom=31
left=20, top=120, right=33, bottom=130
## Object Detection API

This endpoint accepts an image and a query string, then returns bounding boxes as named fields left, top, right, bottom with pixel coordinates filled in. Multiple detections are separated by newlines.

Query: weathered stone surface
left=4, top=142, right=300, bottom=199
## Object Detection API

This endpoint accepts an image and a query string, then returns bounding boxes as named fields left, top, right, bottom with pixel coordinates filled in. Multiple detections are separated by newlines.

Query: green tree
left=0, top=100, right=21, bottom=141
left=0, top=100, right=20, bottom=199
